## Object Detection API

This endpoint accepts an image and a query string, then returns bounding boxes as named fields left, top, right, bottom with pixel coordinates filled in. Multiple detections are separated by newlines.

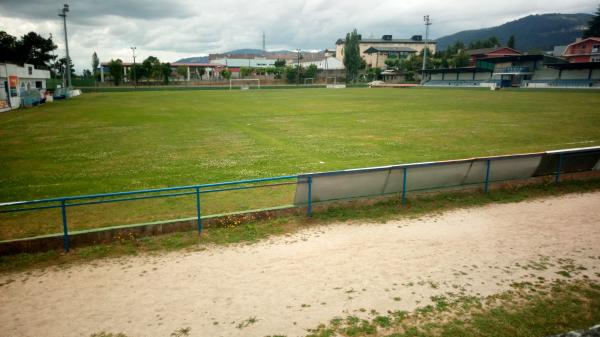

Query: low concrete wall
left=0, top=206, right=299, bottom=255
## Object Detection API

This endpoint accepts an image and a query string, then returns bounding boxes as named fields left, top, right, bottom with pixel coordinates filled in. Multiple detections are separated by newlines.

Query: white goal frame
left=326, top=77, right=345, bottom=88
left=304, top=78, right=315, bottom=85
left=229, top=79, right=261, bottom=90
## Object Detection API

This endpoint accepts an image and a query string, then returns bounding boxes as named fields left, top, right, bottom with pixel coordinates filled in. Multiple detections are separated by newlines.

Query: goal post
left=229, top=79, right=261, bottom=90
left=326, top=77, right=345, bottom=88
left=303, top=78, right=315, bottom=85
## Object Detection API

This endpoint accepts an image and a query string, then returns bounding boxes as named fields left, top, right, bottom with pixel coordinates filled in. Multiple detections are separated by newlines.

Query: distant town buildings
left=562, top=37, right=600, bottom=63
left=335, top=35, right=436, bottom=68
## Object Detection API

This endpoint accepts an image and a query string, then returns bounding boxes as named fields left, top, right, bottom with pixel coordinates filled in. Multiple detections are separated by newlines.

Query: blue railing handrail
left=0, top=174, right=298, bottom=208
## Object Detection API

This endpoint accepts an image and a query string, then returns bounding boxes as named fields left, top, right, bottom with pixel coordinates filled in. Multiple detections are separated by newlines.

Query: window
left=592, top=56, right=600, bottom=62
left=28, top=66, right=33, bottom=75
left=592, top=44, right=600, bottom=53
left=35, top=81, right=43, bottom=89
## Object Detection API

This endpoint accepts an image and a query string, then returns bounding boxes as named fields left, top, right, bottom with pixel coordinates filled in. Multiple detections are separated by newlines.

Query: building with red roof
left=562, top=37, right=600, bottom=63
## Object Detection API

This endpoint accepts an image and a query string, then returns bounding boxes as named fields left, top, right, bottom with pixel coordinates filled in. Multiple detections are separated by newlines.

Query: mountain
left=175, top=49, right=315, bottom=63
left=175, top=56, right=209, bottom=63
left=436, top=13, right=593, bottom=51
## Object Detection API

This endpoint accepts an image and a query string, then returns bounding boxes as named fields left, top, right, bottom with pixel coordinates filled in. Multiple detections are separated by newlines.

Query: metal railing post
left=402, top=167, right=408, bottom=206
left=60, top=199, right=70, bottom=252
left=555, top=154, right=563, bottom=183
left=195, top=186, right=202, bottom=233
left=307, top=176, right=313, bottom=217
left=484, top=159, right=491, bottom=193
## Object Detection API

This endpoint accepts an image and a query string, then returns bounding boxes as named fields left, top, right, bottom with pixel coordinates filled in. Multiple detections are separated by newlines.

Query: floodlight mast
left=421, top=15, right=432, bottom=83
left=131, top=47, right=137, bottom=88
left=58, top=4, right=71, bottom=89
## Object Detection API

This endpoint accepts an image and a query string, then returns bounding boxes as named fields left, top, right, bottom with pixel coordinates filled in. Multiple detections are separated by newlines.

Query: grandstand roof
left=546, top=62, right=600, bottom=70
left=479, top=54, right=565, bottom=64
left=421, top=66, right=490, bottom=74
left=467, top=47, right=521, bottom=56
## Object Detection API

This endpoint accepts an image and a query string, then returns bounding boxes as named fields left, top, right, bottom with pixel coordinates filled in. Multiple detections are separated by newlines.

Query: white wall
left=561, top=69, right=589, bottom=80
left=532, top=68, right=559, bottom=80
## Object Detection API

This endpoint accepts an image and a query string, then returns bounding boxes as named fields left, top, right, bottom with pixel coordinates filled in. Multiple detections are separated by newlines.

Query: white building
left=1, top=63, right=51, bottom=110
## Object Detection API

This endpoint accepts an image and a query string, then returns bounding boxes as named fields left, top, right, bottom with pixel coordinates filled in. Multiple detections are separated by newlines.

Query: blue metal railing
left=2, top=146, right=599, bottom=253
left=0, top=175, right=311, bottom=252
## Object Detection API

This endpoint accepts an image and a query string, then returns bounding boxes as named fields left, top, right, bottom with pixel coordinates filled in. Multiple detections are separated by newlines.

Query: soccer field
left=1, top=87, right=599, bottom=238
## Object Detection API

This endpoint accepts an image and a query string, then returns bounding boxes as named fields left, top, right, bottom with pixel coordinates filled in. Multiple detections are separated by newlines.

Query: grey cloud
left=0, top=0, right=597, bottom=73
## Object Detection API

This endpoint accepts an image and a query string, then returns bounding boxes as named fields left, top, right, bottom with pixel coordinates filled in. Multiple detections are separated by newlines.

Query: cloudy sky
left=0, top=0, right=597, bottom=72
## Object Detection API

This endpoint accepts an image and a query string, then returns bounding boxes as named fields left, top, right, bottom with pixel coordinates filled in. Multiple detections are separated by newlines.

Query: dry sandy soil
left=1, top=192, right=600, bottom=337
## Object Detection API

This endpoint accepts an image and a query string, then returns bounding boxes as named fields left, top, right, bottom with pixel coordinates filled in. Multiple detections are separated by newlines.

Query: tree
left=92, top=52, right=99, bottom=80
left=128, top=64, right=146, bottom=81
left=0, top=31, right=57, bottom=67
left=274, top=59, right=286, bottom=68
left=0, top=31, right=19, bottom=63
left=16, top=32, right=57, bottom=67
left=160, top=63, right=172, bottom=84
left=240, top=66, right=254, bottom=77
left=176, top=66, right=188, bottom=80
left=54, top=57, right=75, bottom=78
left=82, top=69, right=93, bottom=78
left=142, top=56, right=161, bottom=80
left=583, top=4, right=600, bottom=38
left=468, top=36, right=500, bottom=49
left=451, top=51, right=470, bottom=68
left=107, top=59, right=124, bottom=86
left=285, top=65, right=300, bottom=83
left=304, top=64, right=318, bottom=79
left=220, top=69, right=232, bottom=80
left=507, top=35, right=516, bottom=49
left=343, top=29, right=362, bottom=83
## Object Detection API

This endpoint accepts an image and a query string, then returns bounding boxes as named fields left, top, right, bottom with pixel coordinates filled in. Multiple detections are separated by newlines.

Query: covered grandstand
left=422, top=54, right=600, bottom=89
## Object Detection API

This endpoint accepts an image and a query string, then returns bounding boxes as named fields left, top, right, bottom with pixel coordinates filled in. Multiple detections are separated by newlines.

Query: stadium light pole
left=421, top=15, right=432, bottom=83
left=296, top=48, right=301, bottom=86
left=58, top=4, right=72, bottom=89
left=131, top=47, right=137, bottom=88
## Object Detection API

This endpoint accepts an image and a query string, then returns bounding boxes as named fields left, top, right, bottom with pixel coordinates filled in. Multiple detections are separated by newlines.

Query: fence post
left=307, top=176, right=313, bottom=217
left=195, top=186, right=202, bottom=233
left=555, top=154, right=563, bottom=183
left=402, top=167, right=408, bottom=206
left=60, top=199, right=70, bottom=252
left=484, top=159, right=491, bottom=193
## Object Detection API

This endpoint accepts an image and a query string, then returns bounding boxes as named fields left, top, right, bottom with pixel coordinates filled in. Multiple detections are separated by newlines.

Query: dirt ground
left=1, top=192, right=599, bottom=337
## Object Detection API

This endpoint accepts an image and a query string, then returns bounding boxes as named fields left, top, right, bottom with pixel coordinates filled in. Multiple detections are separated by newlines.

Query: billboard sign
left=8, top=75, right=18, bottom=97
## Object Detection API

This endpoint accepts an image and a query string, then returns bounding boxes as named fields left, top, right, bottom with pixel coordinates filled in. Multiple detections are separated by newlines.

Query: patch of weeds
left=430, top=295, right=449, bottom=311
left=556, top=270, right=572, bottom=278
left=237, top=316, right=258, bottom=329
left=170, top=327, right=191, bottom=337
left=393, top=296, right=402, bottom=301
left=90, top=333, right=129, bottom=337
left=304, top=280, right=600, bottom=337
left=373, top=316, right=392, bottom=328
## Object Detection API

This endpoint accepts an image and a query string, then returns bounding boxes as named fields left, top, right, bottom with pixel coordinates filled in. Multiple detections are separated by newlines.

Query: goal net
left=326, top=77, right=345, bottom=89
left=304, top=78, right=315, bottom=85
left=230, top=79, right=261, bottom=90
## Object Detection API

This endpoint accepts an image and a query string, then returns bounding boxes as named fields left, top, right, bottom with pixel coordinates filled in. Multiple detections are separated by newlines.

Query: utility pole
left=262, top=32, right=266, bottom=55
left=131, top=47, right=137, bottom=88
left=421, top=15, right=432, bottom=83
left=58, top=4, right=71, bottom=89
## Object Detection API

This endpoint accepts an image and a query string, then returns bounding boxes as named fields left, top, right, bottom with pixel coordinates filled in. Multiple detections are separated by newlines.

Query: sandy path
left=1, top=192, right=600, bottom=337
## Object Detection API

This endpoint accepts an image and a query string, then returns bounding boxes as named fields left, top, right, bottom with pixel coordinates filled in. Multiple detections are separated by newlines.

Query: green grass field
left=1, top=87, right=599, bottom=239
